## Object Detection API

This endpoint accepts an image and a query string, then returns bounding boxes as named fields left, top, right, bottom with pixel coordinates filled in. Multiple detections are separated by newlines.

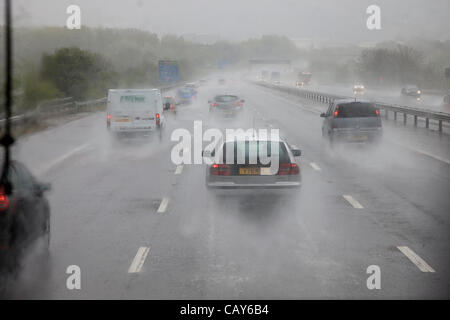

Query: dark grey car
left=320, top=99, right=382, bottom=144
left=208, top=95, right=245, bottom=117
left=401, top=85, right=421, bottom=98
left=0, top=161, right=51, bottom=276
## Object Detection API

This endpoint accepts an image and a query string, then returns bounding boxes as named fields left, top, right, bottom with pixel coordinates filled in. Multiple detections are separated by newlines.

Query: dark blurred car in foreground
left=0, top=161, right=51, bottom=276
left=204, top=137, right=301, bottom=190
left=320, top=99, right=382, bottom=144
left=208, top=94, right=244, bottom=117
left=401, top=85, right=421, bottom=99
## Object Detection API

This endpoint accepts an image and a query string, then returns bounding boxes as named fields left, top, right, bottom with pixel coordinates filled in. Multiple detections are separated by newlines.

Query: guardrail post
left=403, top=113, right=407, bottom=125
left=414, top=115, right=418, bottom=127
left=426, top=118, right=429, bottom=128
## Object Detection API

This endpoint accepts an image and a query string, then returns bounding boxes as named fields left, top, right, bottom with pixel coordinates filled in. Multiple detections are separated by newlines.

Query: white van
left=106, top=89, right=165, bottom=133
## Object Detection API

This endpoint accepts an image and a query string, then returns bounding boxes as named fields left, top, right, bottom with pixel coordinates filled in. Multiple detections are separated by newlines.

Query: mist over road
left=4, top=79, right=449, bottom=299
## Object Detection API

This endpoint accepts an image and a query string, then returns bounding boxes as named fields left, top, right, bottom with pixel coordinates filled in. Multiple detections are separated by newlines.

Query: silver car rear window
left=215, top=95, right=238, bottom=103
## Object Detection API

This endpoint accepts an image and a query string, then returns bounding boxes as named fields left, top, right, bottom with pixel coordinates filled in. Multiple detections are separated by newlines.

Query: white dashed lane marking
left=342, top=195, right=364, bottom=209
left=309, top=162, right=321, bottom=171
left=175, top=165, right=183, bottom=175
left=157, top=197, right=170, bottom=213
left=128, top=247, right=150, bottom=273
left=397, top=246, right=435, bottom=272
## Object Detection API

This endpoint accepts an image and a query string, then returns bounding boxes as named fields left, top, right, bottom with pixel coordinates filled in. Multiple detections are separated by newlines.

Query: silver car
left=208, top=95, right=245, bottom=117
left=204, top=137, right=301, bottom=189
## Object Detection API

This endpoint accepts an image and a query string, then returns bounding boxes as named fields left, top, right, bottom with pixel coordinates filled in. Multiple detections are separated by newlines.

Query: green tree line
left=0, top=27, right=301, bottom=113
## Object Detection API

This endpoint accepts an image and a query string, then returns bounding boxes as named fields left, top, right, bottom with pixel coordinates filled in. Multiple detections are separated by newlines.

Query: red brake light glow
left=156, top=113, right=160, bottom=126
left=0, top=187, right=9, bottom=211
left=210, top=164, right=231, bottom=176
left=278, top=163, right=299, bottom=175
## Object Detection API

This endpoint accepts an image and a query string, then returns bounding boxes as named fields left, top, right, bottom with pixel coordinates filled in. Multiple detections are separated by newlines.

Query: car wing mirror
left=35, top=182, right=51, bottom=195
left=291, top=147, right=301, bottom=157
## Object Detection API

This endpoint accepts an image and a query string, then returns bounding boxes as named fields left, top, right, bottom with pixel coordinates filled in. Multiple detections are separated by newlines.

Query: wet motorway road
left=4, top=80, right=450, bottom=299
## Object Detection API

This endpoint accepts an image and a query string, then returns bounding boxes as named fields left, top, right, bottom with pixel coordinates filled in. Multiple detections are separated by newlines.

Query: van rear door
left=130, top=94, right=155, bottom=129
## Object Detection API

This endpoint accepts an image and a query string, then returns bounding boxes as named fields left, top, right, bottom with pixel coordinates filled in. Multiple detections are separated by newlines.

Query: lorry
left=296, top=72, right=312, bottom=87
left=271, top=71, right=281, bottom=84
left=106, top=89, right=165, bottom=134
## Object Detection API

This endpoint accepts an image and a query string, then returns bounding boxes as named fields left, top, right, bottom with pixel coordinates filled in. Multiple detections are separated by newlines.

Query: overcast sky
left=3, top=0, right=450, bottom=43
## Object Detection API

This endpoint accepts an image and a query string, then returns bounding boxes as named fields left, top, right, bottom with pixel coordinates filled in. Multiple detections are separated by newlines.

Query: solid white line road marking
left=128, top=247, right=150, bottom=273
left=343, top=195, right=364, bottom=209
left=397, top=246, right=435, bottom=272
left=38, top=143, right=91, bottom=174
left=310, top=162, right=321, bottom=171
left=157, top=197, right=170, bottom=213
left=390, top=141, right=450, bottom=165
left=175, top=165, right=183, bottom=175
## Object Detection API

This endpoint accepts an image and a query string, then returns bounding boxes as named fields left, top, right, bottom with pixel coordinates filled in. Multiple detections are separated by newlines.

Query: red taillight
left=290, top=163, right=300, bottom=175
left=156, top=113, right=160, bottom=126
left=107, top=114, right=111, bottom=127
left=278, top=163, right=299, bottom=175
left=210, top=103, right=218, bottom=107
left=236, top=101, right=242, bottom=107
left=0, top=187, right=9, bottom=211
left=210, top=164, right=231, bottom=176
left=376, top=109, right=379, bottom=116
left=334, top=110, right=339, bottom=118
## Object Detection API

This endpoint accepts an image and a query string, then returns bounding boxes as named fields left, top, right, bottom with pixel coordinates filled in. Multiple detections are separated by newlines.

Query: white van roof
left=108, top=88, right=160, bottom=93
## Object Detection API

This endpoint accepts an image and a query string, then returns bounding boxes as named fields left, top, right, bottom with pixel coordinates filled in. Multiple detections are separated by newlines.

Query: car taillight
left=210, top=164, right=231, bottom=176
left=236, top=101, right=242, bottom=107
left=334, top=109, right=339, bottom=118
left=156, top=113, right=160, bottom=126
left=376, top=109, right=379, bottom=116
left=0, top=187, right=9, bottom=211
left=278, top=163, right=299, bottom=175
left=210, top=103, right=218, bottom=107
left=107, top=114, right=111, bottom=127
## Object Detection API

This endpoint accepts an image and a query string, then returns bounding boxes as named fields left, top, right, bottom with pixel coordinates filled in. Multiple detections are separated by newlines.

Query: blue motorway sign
left=158, top=60, right=179, bottom=84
